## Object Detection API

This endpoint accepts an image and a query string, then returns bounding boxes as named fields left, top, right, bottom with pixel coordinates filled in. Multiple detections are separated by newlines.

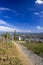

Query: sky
left=0, top=0, right=43, bottom=33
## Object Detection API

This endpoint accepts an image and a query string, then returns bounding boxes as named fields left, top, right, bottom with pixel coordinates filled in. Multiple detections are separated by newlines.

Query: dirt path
left=11, top=41, right=33, bottom=65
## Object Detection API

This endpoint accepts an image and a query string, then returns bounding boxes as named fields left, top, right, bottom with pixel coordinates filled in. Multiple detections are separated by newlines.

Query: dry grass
left=16, top=41, right=26, bottom=44
left=19, top=41, right=43, bottom=57
left=0, top=40, right=23, bottom=65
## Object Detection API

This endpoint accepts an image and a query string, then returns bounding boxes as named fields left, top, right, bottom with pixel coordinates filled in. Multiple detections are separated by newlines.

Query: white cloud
left=0, top=20, right=7, bottom=25
left=0, top=20, right=15, bottom=32
left=37, top=26, right=43, bottom=29
left=16, top=29, right=32, bottom=33
left=41, top=11, right=43, bottom=14
left=0, top=20, right=15, bottom=28
left=34, top=12, right=39, bottom=15
left=37, top=26, right=41, bottom=29
left=11, top=10, right=16, bottom=13
left=0, top=25, right=32, bottom=32
left=0, top=20, right=32, bottom=32
left=40, top=15, right=43, bottom=18
left=34, top=11, right=43, bottom=18
left=0, top=26, right=15, bottom=32
left=0, top=7, right=22, bottom=16
left=3, top=16, right=10, bottom=18
left=0, top=7, right=16, bottom=13
left=0, top=8, right=10, bottom=11
left=35, top=0, right=43, bottom=4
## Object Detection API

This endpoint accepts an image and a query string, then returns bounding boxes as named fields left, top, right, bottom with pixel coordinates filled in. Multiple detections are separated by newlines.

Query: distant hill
left=0, top=31, right=43, bottom=39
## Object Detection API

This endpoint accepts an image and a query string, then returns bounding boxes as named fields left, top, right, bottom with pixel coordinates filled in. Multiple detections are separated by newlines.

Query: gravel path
left=12, top=41, right=33, bottom=65
left=12, top=41, right=43, bottom=65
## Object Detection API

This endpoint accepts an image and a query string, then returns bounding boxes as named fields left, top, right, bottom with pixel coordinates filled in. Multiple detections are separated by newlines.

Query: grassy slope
left=0, top=40, right=23, bottom=65
left=18, top=41, right=43, bottom=57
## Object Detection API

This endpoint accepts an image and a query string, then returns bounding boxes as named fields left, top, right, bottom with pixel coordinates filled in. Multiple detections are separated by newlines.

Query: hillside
left=0, top=40, right=23, bottom=65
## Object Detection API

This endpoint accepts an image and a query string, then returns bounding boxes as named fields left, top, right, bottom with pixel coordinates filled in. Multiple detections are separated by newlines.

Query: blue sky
left=0, top=0, right=43, bottom=33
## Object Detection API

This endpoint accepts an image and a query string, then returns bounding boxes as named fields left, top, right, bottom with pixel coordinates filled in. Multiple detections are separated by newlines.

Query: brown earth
left=12, top=41, right=33, bottom=65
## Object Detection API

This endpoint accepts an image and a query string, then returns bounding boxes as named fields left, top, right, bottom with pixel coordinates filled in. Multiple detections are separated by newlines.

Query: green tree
left=3, top=32, right=10, bottom=60
left=4, top=32, right=10, bottom=39
left=14, top=30, right=16, bottom=40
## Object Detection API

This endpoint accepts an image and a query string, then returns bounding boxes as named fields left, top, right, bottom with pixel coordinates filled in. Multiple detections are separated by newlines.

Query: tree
left=4, top=32, right=10, bottom=39
left=14, top=30, right=16, bottom=40
left=3, top=32, right=10, bottom=60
